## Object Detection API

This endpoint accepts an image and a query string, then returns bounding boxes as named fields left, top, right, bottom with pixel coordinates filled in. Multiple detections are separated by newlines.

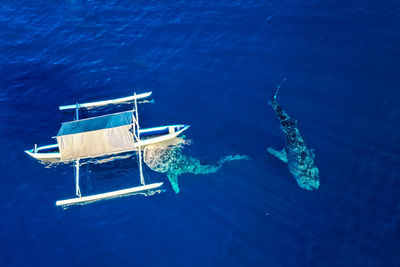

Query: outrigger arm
left=75, top=158, right=81, bottom=197
left=75, top=103, right=82, bottom=198
left=60, top=102, right=83, bottom=203
left=133, top=93, right=145, bottom=185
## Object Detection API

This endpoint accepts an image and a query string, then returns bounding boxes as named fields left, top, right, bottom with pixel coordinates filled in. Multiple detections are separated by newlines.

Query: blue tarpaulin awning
left=56, top=111, right=136, bottom=160
left=57, top=111, right=134, bottom=136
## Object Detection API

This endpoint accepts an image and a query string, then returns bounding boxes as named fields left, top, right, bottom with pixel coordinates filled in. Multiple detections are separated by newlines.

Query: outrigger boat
left=25, top=124, right=189, bottom=161
left=25, top=92, right=189, bottom=206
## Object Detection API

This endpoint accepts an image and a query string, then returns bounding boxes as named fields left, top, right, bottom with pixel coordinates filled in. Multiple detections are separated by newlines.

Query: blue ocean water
left=1, top=0, right=399, bottom=266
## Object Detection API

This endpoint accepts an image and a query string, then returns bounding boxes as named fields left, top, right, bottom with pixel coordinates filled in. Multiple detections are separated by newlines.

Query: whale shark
left=267, top=82, right=320, bottom=190
left=143, top=138, right=250, bottom=193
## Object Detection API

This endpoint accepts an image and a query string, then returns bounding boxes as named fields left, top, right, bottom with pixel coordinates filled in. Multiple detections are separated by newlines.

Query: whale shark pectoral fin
left=267, top=147, right=288, bottom=163
left=166, top=173, right=180, bottom=194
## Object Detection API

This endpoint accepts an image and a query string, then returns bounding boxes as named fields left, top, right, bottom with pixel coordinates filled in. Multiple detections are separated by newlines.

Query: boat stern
left=24, top=149, right=35, bottom=158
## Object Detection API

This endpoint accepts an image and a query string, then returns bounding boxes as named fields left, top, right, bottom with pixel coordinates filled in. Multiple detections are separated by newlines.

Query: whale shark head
left=295, top=165, right=320, bottom=190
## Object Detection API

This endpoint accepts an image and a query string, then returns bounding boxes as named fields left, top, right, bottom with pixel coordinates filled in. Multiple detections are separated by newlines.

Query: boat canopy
left=56, top=111, right=136, bottom=161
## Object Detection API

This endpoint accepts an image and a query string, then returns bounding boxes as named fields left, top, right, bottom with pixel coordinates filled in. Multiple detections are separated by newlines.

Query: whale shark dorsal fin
left=267, top=147, right=288, bottom=163
left=310, top=148, right=315, bottom=159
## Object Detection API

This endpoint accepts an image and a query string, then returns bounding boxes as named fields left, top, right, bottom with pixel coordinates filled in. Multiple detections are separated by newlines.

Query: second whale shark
left=267, top=82, right=320, bottom=190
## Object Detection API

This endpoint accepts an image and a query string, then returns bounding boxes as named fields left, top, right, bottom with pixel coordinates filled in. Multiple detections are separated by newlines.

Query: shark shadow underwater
left=143, top=138, right=250, bottom=193
left=267, top=82, right=320, bottom=190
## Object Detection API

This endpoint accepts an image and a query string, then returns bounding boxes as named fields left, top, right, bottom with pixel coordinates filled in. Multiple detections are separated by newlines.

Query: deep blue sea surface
left=1, top=1, right=399, bottom=266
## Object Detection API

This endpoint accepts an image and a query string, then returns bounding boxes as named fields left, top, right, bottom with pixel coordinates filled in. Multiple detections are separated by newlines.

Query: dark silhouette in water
left=143, top=138, right=250, bottom=193
left=267, top=81, right=320, bottom=190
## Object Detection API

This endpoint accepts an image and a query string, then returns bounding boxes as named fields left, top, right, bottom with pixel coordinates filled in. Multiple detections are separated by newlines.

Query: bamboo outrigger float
left=25, top=92, right=189, bottom=206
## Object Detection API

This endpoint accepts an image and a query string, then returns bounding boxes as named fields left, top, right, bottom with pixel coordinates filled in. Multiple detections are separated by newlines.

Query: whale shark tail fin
left=269, top=78, right=287, bottom=106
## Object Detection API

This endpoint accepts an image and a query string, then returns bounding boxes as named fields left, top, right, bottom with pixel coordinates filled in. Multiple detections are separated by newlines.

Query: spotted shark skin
left=268, top=82, right=320, bottom=190
left=143, top=138, right=250, bottom=193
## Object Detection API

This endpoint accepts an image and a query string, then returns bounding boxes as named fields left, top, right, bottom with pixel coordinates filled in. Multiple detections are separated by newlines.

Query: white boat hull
left=25, top=125, right=189, bottom=161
